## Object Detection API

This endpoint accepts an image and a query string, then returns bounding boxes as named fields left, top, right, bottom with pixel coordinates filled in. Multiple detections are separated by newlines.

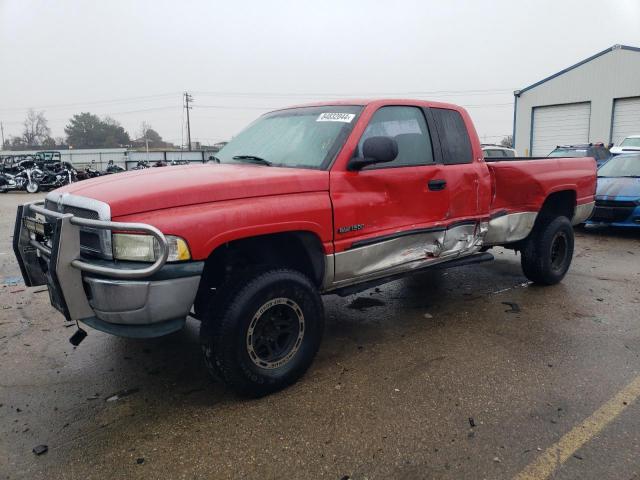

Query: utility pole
left=0, top=122, right=4, bottom=149
left=184, top=92, right=193, bottom=151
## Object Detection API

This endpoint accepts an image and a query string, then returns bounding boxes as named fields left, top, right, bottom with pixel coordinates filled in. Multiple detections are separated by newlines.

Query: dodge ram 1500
left=14, top=99, right=596, bottom=396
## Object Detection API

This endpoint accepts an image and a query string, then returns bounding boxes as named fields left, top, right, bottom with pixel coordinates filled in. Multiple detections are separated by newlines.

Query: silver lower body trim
left=572, top=201, right=595, bottom=225
left=483, top=212, right=537, bottom=246
left=324, top=221, right=487, bottom=291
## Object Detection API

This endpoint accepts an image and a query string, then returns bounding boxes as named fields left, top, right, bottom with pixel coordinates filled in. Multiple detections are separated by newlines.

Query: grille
left=44, top=199, right=109, bottom=257
left=591, top=206, right=634, bottom=222
left=44, top=200, right=100, bottom=219
left=595, top=199, right=637, bottom=208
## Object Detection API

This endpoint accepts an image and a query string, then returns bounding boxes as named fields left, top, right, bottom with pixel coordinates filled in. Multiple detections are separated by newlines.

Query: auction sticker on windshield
left=317, top=112, right=355, bottom=123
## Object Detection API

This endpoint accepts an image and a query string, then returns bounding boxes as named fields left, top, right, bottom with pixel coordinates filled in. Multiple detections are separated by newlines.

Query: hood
left=53, top=164, right=329, bottom=217
left=596, top=176, right=640, bottom=199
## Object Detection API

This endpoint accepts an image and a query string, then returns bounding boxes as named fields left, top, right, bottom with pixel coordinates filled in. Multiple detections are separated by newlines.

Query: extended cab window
left=216, top=105, right=363, bottom=170
left=358, top=106, right=434, bottom=167
left=431, top=108, right=473, bottom=164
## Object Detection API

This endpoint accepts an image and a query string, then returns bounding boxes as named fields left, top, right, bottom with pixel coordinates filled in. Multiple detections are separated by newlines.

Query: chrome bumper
left=13, top=201, right=201, bottom=338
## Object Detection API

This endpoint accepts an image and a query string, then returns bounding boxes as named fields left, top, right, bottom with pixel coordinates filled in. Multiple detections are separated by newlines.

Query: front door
left=330, top=105, right=453, bottom=286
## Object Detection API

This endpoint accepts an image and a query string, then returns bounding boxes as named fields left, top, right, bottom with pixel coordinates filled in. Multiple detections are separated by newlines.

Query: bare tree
left=137, top=121, right=165, bottom=148
left=22, top=109, right=51, bottom=147
left=500, top=135, right=513, bottom=148
left=138, top=121, right=153, bottom=140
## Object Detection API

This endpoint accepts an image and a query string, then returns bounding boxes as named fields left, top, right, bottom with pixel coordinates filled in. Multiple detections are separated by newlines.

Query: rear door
left=330, top=105, right=450, bottom=285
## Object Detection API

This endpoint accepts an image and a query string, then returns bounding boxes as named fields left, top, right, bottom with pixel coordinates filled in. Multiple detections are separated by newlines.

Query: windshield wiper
left=232, top=155, right=272, bottom=166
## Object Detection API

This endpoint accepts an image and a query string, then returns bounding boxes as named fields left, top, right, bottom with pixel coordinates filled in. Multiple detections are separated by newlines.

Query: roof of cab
left=269, top=98, right=465, bottom=113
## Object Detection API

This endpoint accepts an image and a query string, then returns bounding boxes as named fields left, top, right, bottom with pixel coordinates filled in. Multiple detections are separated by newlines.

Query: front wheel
left=200, top=269, right=324, bottom=397
left=520, top=216, right=574, bottom=285
left=26, top=181, right=39, bottom=193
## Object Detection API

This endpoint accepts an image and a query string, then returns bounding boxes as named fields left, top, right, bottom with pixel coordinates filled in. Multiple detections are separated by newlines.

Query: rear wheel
left=520, top=216, right=574, bottom=285
left=200, top=268, right=324, bottom=397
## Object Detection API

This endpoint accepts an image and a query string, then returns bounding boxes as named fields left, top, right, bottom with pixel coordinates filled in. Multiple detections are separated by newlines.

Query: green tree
left=65, top=113, right=130, bottom=148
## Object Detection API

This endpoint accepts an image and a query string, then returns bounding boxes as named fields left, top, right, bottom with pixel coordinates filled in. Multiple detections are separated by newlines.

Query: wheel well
left=506, top=190, right=576, bottom=252
left=537, top=190, right=576, bottom=222
left=193, top=231, right=325, bottom=318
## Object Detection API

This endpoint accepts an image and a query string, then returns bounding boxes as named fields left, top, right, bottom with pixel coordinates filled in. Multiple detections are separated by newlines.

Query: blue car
left=587, top=153, right=640, bottom=228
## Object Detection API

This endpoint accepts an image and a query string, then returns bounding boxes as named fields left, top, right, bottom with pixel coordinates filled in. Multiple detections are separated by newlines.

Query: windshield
left=216, top=105, right=363, bottom=169
left=548, top=148, right=588, bottom=158
left=621, top=137, right=640, bottom=148
left=597, top=154, right=640, bottom=177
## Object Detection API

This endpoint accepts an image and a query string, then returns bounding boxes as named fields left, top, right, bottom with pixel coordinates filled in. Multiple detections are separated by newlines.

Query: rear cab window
left=430, top=108, right=473, bottom=164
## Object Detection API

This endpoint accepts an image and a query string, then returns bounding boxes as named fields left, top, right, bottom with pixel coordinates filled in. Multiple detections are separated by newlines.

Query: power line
left=0, top=92, right=182, bottom=113
left=192, top=87, right=515, bottom=98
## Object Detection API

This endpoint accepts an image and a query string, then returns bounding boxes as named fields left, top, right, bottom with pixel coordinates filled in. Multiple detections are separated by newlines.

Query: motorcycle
left=103, top=160, right=125, bottom=175
left=19, top=161, right=76, bottom=193
left=75, top=160, right=102, bottom=181
left=0, top=171, right=26, bottom=193
left=131, top=160, right=151, bottom=170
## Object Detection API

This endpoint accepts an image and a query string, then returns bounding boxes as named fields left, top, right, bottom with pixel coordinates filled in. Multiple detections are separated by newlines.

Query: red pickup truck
left=14, top=99, right=596, bottom=396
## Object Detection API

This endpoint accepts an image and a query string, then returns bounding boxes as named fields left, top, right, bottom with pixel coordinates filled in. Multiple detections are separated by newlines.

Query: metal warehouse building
left=513, top=44, right=640, bottom=156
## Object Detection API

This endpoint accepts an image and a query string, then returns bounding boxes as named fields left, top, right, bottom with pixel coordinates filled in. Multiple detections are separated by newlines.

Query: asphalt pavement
left=1, top=191, right=639, bottom=480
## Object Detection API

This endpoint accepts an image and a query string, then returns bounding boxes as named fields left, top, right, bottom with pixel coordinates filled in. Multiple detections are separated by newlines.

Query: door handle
left=428, top=179, right=447, bottom=191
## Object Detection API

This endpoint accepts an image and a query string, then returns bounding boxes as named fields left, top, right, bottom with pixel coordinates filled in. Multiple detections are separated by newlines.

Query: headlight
left=112, top=234, right=191, bottom=262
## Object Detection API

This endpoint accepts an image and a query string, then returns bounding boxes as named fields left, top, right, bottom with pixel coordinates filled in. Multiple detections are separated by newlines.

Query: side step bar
left=332, top=252, right=494, bottom=297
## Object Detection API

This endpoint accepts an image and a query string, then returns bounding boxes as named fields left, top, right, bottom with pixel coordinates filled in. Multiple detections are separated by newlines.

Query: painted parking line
left=514, top=375, right=640, bottom=480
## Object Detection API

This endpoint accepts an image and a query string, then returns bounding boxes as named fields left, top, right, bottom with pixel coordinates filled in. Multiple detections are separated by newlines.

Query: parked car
left=548, top=143, right=611, bottom=166
left=482, top=144, right=517, bottom=158
left=587, top=153, right=640, bottom=228
left=610, top=135, right=640, bottom=155
left=13, top=99, right=596, bottom=397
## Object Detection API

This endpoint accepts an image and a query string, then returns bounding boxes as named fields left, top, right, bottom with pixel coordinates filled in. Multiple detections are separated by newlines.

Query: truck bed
left=487, top=156, right=597, bottom=214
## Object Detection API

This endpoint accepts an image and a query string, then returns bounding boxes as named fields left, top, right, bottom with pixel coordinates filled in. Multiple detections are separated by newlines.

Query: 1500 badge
left=337, top=224, right=365, bottom=234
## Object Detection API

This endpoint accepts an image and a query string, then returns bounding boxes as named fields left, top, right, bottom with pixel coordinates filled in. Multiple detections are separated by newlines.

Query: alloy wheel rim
left=246, top=298, right=305, bottom=370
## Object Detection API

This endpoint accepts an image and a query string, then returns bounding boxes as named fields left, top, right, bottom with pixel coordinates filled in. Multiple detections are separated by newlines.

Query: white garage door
left=611, top=97, right=640, bottom=146
left=531, top=102, right=591, bottom=156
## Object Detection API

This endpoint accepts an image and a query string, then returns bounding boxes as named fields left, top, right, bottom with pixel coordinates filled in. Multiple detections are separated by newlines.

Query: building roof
left=515, top=44, right=640, bottom=96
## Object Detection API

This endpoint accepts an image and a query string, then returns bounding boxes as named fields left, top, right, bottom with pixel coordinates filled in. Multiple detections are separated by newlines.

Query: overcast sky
left=1, top=0, right=639, bottom=148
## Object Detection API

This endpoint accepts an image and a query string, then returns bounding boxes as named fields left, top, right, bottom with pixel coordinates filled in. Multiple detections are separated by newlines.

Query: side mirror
left=348, top=136, right=398, bottom=171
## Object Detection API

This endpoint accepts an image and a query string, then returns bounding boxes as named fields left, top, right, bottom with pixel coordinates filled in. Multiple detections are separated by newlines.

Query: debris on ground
left=347, top=297, right=386, bottom=310
left=468, top=417, right=476, bottom=428
left=493, top=457, right=501, bottom=463
left=502, top=301, right=521, bottom=313
left=423, top=313, right=433, bottom=319
left=32, top=445, right=48, bottom=455
left=136, top=457, right=145, bottom=464
left=106, top=388, right=140, bottom=402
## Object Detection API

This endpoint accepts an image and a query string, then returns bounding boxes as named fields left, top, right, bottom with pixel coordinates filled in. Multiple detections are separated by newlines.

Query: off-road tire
left=521, top=215, right=574, bottom=285
left=200, top=268, right=324, bottom=397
